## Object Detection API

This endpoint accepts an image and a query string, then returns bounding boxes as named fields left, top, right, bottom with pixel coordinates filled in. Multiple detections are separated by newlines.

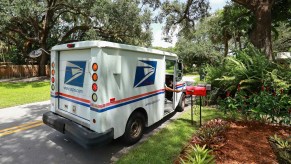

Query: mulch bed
left=176, top=121, right=291, bottom=164
left=214, top=121, right=290, bottom=164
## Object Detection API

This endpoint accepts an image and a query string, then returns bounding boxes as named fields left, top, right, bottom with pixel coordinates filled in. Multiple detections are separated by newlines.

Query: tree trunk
left=224, top=38, right=229, bottom=57
left=38, top=44, right=48, bottom=76
left=250, top=2, right=273, bottom=60
left=39, top=54, right=48, bottom=76
left=232, top=0, right=274, bottom=60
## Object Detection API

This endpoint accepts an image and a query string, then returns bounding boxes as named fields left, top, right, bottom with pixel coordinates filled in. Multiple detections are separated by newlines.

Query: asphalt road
left=0, top=76, right=195, bottom=164
left=0, top=100, right=193, bottom=164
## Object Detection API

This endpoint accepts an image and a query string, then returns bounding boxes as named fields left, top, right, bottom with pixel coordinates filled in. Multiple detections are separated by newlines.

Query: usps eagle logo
left=64, top=61, right=86, bottom=87
left=134, top=60, right=157, bottom=88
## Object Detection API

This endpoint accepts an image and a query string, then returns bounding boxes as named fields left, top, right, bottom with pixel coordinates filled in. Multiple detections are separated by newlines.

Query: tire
left=122, top=112, right=145, bottom=145
left=175, top=93, right=186, bottom=112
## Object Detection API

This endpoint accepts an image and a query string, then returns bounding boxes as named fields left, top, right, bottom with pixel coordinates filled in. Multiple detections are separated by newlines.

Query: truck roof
left=51, top=40, right=177, bottom=57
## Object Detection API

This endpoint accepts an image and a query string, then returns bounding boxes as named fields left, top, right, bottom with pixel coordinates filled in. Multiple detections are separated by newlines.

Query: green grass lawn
left=0, top=81, right=50, bottom=108
left=117, top=106, right=224, bottom=164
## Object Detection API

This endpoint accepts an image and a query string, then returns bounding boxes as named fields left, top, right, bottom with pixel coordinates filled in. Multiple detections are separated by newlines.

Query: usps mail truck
left=43, top=40, right=186, bottom=147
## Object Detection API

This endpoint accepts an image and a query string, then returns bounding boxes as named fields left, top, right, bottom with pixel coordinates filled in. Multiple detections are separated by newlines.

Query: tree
left=0, top=0, right=93, bottom=75
left=175, top=18, right=221, bottom=69
left=231, top=0, right=291, bottom=60
left=207, top=3, right=254, bottom=57
left=158, top=0, right=210, bottom=42
left=0, top=0, right=153, bottom=76
left=272, top=23, right=291, bottom=52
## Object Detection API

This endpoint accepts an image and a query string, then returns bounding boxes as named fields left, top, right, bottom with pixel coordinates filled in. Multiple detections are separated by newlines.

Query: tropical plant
left=191, top=119, right=229, bottom=149
left=180, top=144, right=215, bottom=164
left=206, top=46, right=291, bottom=95
left=269, top=134, right=291, bottom=163
left=218, top=89, right=291, bottom=125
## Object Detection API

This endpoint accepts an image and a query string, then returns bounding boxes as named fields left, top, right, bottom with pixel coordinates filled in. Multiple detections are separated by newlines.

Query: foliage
left=269, top=134, right=291, bottom=149
left=180, top=144, right=215, bottom=164
left=205, top=46, right=291, bottom=94
left=218, top=90, right=291, bottom=125
left=208, top=3, right=253, bottom=56
left=159, top=0, right=210, bottom=42
left=231, top=0, right=291, bottom=59
left=269, top=134, right=291, bottom=163
left=272, top=22, right=291, bottom=52
left=174, top=16, right=224, bottom=73
left=117, top=107, right=224, bottom=164
left=191, top=119, right=229, bottom=149
left=0, top=0, right=154, bottom=69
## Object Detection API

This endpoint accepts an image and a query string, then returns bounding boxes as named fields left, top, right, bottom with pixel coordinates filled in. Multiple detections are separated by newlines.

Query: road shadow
left=0, top=103, right=50, bottom=129
left=1, top=98, right=193, bottom=164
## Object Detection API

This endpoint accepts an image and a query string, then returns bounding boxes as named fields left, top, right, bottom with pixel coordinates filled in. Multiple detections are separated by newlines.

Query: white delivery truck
left=43, top=40, right=186, bottom=147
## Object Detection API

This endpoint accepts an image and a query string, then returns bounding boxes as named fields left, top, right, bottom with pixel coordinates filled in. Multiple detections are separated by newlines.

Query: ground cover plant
left=179, top=144, right=215, bottom=164
left=176, top=119, right=229, bottom=164
left=176, top=117, right=290, bottom=163
left=116, top=107, right=224, bottom=164
left=0, top=81, right=50, bottom=108
left=269, top=134, right=291, bottom=163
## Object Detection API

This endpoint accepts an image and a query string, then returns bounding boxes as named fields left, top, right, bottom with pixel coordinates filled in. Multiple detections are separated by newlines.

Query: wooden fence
left=0, top=65, right=50, bottom=79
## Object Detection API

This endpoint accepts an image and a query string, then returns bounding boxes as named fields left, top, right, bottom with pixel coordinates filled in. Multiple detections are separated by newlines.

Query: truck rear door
left=57, top=49, right=91, bottom=127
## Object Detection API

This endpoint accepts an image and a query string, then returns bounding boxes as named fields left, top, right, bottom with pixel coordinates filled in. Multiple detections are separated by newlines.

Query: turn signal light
left=92, top=63, right=98, bottom=71
left=92, top=73, right=98, bottom=81
left=92, top=83, right=98, bottom=92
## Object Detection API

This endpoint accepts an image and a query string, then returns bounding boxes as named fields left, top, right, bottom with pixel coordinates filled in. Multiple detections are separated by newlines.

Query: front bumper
left=43, top=111, right=113, bottom=148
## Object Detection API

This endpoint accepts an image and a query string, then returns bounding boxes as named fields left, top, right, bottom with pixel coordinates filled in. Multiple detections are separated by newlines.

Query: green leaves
left=180, top=144, right=215, bottom=164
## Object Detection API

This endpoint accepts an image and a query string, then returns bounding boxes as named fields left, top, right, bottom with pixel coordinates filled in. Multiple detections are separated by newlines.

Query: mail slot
left=186, top=86, right=206, bottom=96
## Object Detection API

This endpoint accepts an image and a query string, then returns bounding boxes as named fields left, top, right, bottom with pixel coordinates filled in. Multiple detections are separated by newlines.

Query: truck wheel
left=122, top=112, right=145, bottom=145
left=175, top=93, right=185, bottom=112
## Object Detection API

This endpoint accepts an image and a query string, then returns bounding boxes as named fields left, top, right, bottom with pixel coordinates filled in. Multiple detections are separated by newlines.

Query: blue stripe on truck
left=91, top=91, right=165, bottom=113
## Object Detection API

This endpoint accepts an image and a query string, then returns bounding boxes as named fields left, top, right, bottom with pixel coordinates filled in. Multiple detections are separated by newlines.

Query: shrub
left=180, top=144, right=215, bottom=164
left=205, top=46, right=291, bottom=99
left=218, top=90, right=291, bottom=125
left=191, top=119, right=229, bottom=149
left=269, top=134, right=291, bottom=163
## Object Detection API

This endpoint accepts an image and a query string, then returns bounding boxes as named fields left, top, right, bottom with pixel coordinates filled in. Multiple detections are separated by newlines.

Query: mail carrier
left=43, top=40, right=185, bottom=147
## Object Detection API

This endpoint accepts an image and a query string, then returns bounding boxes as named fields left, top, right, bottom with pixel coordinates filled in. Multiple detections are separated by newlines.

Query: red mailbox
left=186, top=86, right=206, bottom=96
left=186, top=86, right=195, bottom=95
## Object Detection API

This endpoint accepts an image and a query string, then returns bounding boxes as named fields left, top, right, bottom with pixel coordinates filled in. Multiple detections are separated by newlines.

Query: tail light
left=92, top=83, right=98, bottom=92
left=92, top=63, right=98, bottom=71
left=51, top=84, right=55, bottom=90
left=92, top=93, right=98, bottom=102
left=92, top=73, right=98, bottom=81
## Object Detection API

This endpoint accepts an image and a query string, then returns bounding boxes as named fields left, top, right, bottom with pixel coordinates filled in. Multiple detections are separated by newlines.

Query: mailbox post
left=186, top=86, right=207, bottom=126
